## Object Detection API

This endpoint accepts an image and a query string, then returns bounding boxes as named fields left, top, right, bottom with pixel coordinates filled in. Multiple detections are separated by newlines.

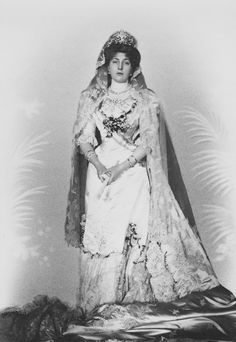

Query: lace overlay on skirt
left=77, top=210, right=219, bottom=313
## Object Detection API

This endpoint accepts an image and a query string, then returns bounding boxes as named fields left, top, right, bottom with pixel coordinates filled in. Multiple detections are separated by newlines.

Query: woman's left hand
left=106, top=164, right=124, bottom=185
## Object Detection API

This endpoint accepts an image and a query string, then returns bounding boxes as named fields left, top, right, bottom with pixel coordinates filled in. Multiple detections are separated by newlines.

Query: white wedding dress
left=76, top=87, right=219, bottom=313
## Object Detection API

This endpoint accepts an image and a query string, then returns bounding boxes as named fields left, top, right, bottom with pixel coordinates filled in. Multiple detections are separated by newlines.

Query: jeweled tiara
left=105, top=30, right=137, bottom=48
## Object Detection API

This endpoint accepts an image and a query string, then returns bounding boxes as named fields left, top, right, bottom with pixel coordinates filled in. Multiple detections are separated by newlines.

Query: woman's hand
left=106, top=162, right=129, bottom=185
left=106, top=164, right=122, bottom=185
left=96, top=164, right=110, bottom=183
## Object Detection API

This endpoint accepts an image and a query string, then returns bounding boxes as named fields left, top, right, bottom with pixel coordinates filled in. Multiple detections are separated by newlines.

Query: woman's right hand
left=96, top=164, right=110, bottom=183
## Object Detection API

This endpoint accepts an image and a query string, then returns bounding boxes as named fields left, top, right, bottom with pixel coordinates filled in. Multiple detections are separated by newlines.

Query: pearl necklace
left=108, top=84, right=132, bottom=95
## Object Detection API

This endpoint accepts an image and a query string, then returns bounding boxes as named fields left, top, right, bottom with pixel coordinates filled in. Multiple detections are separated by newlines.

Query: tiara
left=105, top=30, right=137, bottom=48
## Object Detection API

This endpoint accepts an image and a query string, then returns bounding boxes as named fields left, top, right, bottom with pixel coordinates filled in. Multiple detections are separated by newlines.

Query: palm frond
left=199, top=204, right=236, bottom=261
left=176, top=107, right=228, bottom=146
left=173, top=107, right=236, bottom=261
left=175, top=107, right=235, bottom=199
left=11, top=131, right=50, bottom=170
left=11, top=186, right=47, bottom=203
left=190, top=150, right=236, bottom=196
left=1, top=131, right=50, bottom=260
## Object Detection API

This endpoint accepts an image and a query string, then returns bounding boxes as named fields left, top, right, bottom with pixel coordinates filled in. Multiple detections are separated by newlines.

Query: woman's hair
left=104, top=43, right=141, bottom=73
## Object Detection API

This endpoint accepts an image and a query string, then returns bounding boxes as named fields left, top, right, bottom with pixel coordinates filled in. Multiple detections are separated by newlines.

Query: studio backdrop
left=0, top=0, right=236, bottom=309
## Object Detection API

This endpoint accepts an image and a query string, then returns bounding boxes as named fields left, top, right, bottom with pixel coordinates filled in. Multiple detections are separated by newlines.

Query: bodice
left=94, top=87, right=141, bottom=147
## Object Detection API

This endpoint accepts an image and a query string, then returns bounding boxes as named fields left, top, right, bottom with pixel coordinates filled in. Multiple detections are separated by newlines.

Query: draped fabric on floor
left=1, top=285, right=236, bottom=341
left=64, top=285, right=236, bottom=341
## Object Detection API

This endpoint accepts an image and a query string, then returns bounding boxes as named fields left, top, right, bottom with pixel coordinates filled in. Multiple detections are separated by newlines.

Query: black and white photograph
left=1, top=1, right=236, bottom=341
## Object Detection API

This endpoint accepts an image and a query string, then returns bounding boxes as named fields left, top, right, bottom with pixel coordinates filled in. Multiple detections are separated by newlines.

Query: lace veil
left=65, top=30, right=195, bottom=247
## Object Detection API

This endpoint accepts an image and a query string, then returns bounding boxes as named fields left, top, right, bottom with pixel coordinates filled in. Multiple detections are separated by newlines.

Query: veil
left=65, top=31, right=196, bottom=247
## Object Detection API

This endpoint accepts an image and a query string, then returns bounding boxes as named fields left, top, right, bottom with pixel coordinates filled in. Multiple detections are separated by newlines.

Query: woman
left=65, top=30, right=219, bottom=313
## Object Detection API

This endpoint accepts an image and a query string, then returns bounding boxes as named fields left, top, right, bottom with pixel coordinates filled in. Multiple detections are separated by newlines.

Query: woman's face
left=108, top=52, right=132, bottom=83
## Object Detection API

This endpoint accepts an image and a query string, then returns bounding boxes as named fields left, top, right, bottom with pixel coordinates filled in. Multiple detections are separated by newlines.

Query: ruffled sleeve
left=74, top=118, right=98, bottom=147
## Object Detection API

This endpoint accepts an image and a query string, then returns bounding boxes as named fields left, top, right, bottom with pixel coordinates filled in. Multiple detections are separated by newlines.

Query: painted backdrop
left=1, top=0, right=236, bottom=309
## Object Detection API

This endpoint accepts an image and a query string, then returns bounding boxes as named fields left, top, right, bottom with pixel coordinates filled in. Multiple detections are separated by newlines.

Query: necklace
left=108, top=85, right=131, bottom=95
left=99, top=92, right=137, bottom=137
